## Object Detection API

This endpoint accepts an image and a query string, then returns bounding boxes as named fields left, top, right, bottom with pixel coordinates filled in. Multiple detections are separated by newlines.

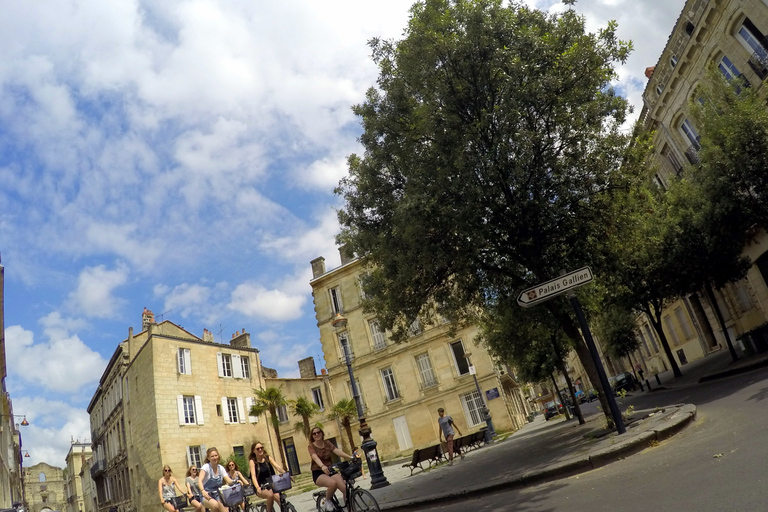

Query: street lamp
left=463, top=352, right=497, bottom=444
left=1, top=414, right=29, bottom=427
left=331, top=313, right=390, bottom=488
left=21, top=451, right=29, bottom=458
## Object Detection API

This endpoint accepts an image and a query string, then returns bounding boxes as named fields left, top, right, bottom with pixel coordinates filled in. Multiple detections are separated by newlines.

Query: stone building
left=308, top=251, right=532, bottom=463
left=24, top=462, right=65, bottom=512
left=636, top=0, right=768, bottom=371
left=87, top=310, right=272, bottom=512
left=64, top=441, right=91, bottom=512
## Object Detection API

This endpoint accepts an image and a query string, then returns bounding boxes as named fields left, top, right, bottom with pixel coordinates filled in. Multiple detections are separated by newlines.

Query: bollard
left=655, top=373, right=661, bottom=386
left=645, top=379, right=652, bottom=391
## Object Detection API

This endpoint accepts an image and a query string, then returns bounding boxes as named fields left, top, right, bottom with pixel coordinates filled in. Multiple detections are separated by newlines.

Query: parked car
left=609, top=372, right=637, bottom=394
left=585, top=389, right=599, bottom=402
left=544, top=400, right=564, bottom=420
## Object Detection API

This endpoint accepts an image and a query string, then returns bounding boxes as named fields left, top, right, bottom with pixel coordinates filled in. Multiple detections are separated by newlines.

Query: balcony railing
left=90, top=460, right=105, bottom=479
left=748, top=48, right=768, bottom=80
left=684, top=146, right=700, bottom=165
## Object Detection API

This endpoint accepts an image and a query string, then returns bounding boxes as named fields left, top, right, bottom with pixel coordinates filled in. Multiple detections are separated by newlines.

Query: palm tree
left=329, top=398, right=358, bottom=452
left=250, top=386, right=288, bottom=469
left=290, top=396, right=320, bottom=440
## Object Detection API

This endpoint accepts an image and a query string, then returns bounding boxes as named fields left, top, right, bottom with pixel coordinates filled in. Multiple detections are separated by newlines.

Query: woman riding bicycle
left=185, top=465, right=205, bottom=512
left=248, top=441, right=289, bottom=512
left=158, top=465, right=186, bottom=511
left=198, top=447, right=235, bottom=511
left=225, top=459, right=249, bottom=511
left=308, top=427, right=353, bottom=512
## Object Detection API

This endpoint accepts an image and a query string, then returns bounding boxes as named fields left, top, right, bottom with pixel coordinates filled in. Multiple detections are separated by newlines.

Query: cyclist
left=248, top=441, right=289, bottom=512
left=225, top=459, right=249, bottom=510
left=308, top=427, right=353, bottom=512
left=185, top=466, right=205, bottom=512
left=198, top=447, right=235, bottom=511
left=158, top=465, right=186, bottom=511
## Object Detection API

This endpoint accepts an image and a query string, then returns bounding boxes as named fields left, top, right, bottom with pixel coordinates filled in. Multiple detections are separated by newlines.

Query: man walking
left=437, top=408, right=463, bottom=466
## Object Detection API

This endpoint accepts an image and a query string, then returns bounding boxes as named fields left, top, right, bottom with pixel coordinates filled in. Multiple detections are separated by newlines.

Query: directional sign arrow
left=517, top=267, right=594, bottom=308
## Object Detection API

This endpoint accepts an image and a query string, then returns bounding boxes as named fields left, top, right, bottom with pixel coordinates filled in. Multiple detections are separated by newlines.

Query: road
left=419, top=365, right=768, bottom=512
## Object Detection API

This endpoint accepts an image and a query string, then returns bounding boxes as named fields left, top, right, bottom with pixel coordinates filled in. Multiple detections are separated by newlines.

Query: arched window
left=39, top=472, right=46, bottom=482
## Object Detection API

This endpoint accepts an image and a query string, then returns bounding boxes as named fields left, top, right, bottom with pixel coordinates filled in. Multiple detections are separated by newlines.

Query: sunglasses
left=190, top=468, right=197, bottom=471
left=164, top=469, right=171, bottom=473
left=312, top=431, right=323, bottom=436
left=255, top=447, right=264, bottom=451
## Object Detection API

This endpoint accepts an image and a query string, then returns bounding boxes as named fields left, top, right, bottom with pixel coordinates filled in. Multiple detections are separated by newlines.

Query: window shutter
left=184, top=349, right=192, bottom=375
left=186, top=446, right=193, bottom=467
left=216, top=353, right=224, bottom=377
left=237, top=398, right=246, bottom=423
left=246, top=398, right=258, bottom=423
left=222, top=397, right=230, bottom=424
left=232, top=354, right=243, bottom=379
left=177, top=396, right=185, bottom=425
left=195, top=396, right=205, bottom=425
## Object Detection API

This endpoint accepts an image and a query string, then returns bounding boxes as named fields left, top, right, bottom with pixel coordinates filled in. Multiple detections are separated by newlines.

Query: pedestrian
left=636, top=364, right=645, bottom=381
left=437, top=407, right=463, bottom=466
left=352, top=447, right=367, bottom=479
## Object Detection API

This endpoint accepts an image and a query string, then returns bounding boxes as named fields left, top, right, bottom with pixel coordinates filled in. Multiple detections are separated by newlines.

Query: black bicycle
left=313, top=458, right=379, bottom=512
left=246, top=482, right=296, bottom=512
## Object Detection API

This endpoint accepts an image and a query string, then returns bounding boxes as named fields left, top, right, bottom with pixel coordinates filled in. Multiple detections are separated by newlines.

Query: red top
left=308, top=440, right=335, bottom=471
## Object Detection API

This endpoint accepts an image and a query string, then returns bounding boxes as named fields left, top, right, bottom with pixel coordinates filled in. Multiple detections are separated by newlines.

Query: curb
left=698, top=357, right=768, bottom=383
left=379, top=405, right=697, bottom=512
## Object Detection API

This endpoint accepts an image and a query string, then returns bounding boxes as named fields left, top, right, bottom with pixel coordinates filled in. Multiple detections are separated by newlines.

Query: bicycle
left=313, top=457, right=380, bottom=512
left=247, top=482, right=297, bottom=512
left=220, top=482, right=246, bottom=512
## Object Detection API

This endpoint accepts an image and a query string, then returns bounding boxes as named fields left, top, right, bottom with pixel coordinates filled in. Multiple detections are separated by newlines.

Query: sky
left=0, top=0, right=685, bottom=468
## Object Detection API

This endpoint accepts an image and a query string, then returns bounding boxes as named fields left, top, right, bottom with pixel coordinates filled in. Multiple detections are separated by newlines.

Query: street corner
left=520, top=456, right=592, bottom=487
left=588, top=431, right=657, bottom=469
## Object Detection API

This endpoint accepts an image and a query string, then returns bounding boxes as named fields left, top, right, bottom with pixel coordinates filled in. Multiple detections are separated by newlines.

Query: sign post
left=517, top=267, right=625, bottom=435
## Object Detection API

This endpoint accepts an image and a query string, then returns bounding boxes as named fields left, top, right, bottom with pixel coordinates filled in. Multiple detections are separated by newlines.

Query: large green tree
left=338, top=0, right=640, bottom=424
left=249, top=387, right=288, bottom=469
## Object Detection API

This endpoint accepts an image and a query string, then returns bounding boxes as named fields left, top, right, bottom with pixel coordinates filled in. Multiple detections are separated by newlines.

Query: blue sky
left=0, top=0, right=684, bottom=467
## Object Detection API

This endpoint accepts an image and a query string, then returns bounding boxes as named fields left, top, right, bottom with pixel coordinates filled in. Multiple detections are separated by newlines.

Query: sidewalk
left=286, top=347, right=768, bottom=512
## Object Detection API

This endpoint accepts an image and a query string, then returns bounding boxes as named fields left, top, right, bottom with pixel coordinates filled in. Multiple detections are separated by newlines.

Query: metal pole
left=567, top=292, right=626, bottom=435
left=467, top=356, right=496, bottom=443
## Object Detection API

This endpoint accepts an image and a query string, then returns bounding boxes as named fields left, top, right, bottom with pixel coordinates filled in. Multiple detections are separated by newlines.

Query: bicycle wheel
left=315, top=495, right=326, bottom=512
left=352, top=489, right=380, bottom=512
left=282, top=503, right=297, bottom=512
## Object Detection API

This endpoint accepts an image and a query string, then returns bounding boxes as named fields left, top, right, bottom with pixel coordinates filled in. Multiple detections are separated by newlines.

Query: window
left=674, top=307, right=694, bottom=340
left=663, top=316, right=681, bottom=345
left=338, top=332, right=353, bottom=361
left=241, top=356, right=251, bottom=378
left=408, top=319, right=422, bottom=336
left=222, top=397, right=244, bottom=424
left=656, top=85, right=663, bottom=95
left=671, top=55, right=678, bottom=67
left=369, top=320, right=387, bottom=351
left=346, top=379, right=367, bottom=411
left=680, top=118, right=700, bottom=149
left=718, top=55, right=741, bottom=80
left=450, top=340, right=470, bottom=376
left=643, top=324, right=659, bottom=353
left=177, top=395, right=204, bottom=425
left=662, top=144, right=683, bottom=176
left=277, top=404, right=289, bottom=423
left=245, top=397, right=259, bottom=423
left=734, top=281, right=753, bottom=312
left=217, top=353, right=233, bottom=378
left=233, top=446, right=245, bottom=459
left=330, top=287, right=343, bottom=314
left=737, top=18, right=768, bottom=79
left=461, top=389, right=486, bottom=427
left=380, top=367, right=400, bottom=401
left=357, top=274, right=369, bottom=300
left=187, top=446, right=203, bottom=468
left=415, top=353, right=438, bottom=389
left=311, top=387, right=325, bottom=411
left=178, top=348, right=191, bottom=375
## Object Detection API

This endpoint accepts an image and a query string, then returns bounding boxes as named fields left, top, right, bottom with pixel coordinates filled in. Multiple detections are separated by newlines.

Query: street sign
left=517, top=267, right=594, bottom=308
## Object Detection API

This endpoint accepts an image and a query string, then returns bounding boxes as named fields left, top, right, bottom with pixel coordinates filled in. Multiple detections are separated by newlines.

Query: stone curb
left=379, top=404, right=697, bottom=512
left=698, top=356, right=768, bottom=383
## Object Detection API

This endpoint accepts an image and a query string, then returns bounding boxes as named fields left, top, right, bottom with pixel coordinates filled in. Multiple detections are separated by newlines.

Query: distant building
left=87, top=310, right=273, bottom=512
left=308, top=250, right=531, bottom=462
left=24, top=462, right=66, bottom=512
left=64, top=441, right=91, bottom=512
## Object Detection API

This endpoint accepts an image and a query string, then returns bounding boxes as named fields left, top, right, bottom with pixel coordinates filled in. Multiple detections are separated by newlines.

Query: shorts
left=312, top=469, right=325, bottom=484
left=190, top=494, right=203, bottom=504
left=206, top=490, right=221, bottom=502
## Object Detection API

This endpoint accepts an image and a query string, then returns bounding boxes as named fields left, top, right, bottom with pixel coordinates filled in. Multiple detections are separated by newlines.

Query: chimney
left=298, top=357, right=317, bottom=379
left=142, top=307, right=155, bottom=331
left=202, top=329, right=214, bottom=343
left=231, top=330, right=251, bottom=349
left=321, top=368, right=327, bottom=375
left=645, top=66, right=655, bottom=78
left=311, top=257, right=326, bottom=278
left=339, top=245, right=355, bottom=265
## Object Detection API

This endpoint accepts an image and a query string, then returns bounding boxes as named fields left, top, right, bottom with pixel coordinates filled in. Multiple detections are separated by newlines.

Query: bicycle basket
left=243, top=484, right=256, bottom=497
left=171, top=496, right=188, bottom=509
left=270, top=472, right=292, bottom=492
left=338, top=460, right=362, bottom=480
left=220, top=482, right=243, bottom=505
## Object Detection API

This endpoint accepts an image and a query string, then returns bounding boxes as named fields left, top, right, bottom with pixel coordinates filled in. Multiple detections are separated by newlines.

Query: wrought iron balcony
left=90, top=460, right=105, bottom=479
left=684, top=146, right=700, bottom=165
left=748, top=48, right=768, bottom=80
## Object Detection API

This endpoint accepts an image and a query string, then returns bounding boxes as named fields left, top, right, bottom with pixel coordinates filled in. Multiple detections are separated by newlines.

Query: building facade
left=309, top=251, right=531, bottom=463
left=64, top=441, right=92, bottom=512
left=24, top=462, right=65, bottom=512
left=637, top=0, right=768, bottom=371
left=87, top=310, right=273, bottom=512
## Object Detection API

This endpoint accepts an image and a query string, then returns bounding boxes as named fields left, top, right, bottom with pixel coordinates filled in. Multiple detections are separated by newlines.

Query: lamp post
left=1, top=415, right=29, bottom=427
left=463, top=353, right=496, bottom=444
left=331, top=313, right=390, bottom=488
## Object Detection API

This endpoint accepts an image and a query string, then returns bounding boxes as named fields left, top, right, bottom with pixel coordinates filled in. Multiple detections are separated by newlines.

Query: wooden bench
left=402, top=444, right=444, bottom=475
left=453, top=430, right=486, bottom=454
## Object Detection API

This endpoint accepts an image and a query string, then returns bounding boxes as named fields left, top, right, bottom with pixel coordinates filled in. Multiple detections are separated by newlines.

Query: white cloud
left=301, top=155, right=350, bottom=190
left=5, top=317, right=106, bottom=394
left=228, top=283, right=306, bottom=322
left=259, top=208, right=343, bottom=269
left=67, top=264, right=129, bottom=318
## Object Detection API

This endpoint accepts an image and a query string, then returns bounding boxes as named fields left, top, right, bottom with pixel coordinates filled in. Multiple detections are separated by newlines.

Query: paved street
left=282, top=349, right=768, bottom=512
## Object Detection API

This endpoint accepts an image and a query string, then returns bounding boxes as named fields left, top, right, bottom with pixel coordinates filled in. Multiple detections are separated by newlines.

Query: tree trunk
left=270, top=410, right=287, bottom=470
left=550, top=374, right=570, bottom=420
left=705, top=282, right=740, bottom=362
left=644, top=303, right=682, bottom=378
left=343, top=418, right=356, bottom=452
left=551, top=335, right=584, bottom=424
left=627, top=353, right=643, bottom=391
left=303, top=417, right=311, bottom=440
